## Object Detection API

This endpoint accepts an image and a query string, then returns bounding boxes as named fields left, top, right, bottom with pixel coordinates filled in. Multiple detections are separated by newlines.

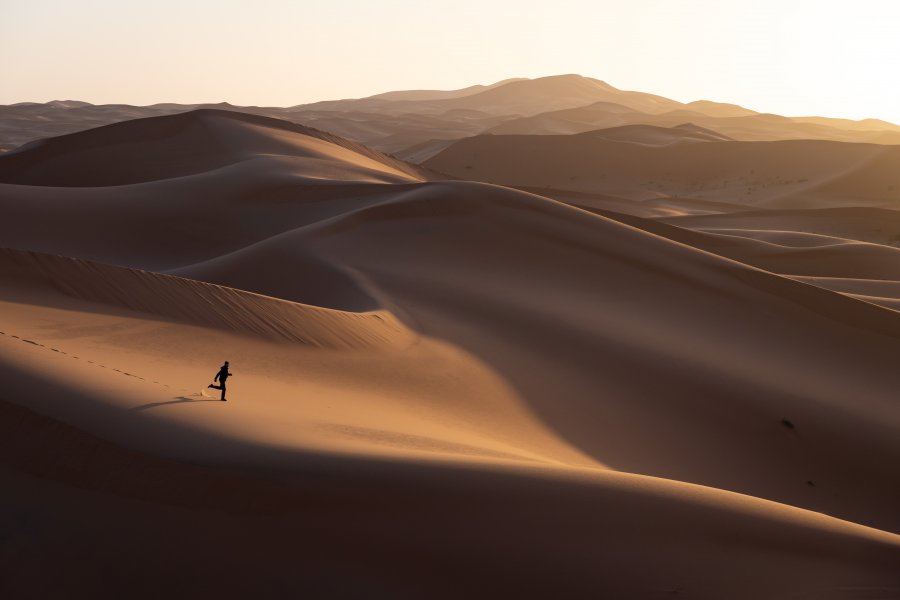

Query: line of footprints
left=0, top=330, right=190, bottom=394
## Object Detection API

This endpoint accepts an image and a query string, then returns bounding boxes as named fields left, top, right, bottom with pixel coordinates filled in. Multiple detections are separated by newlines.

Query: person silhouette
left=208, top=361, right=232, bottom=401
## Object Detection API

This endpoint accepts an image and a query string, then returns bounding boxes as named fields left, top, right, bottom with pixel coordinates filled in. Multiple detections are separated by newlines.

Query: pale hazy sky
left=2, top=0, right=899, bottom=122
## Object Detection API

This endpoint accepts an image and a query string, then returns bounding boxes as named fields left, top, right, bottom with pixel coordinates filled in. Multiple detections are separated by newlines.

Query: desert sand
left=2, top=106, right=900, bottom=598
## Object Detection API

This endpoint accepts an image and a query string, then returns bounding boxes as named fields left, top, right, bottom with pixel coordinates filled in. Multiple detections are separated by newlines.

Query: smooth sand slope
left=1, top=110, right=899, bottom=598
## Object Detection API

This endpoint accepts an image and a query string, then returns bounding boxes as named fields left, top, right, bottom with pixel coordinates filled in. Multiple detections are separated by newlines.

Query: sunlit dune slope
left=3, top=379, right=898, bottom=599
left=2, top=381, right=898, bottom=599
left=0, top=248, right=594, bottom=470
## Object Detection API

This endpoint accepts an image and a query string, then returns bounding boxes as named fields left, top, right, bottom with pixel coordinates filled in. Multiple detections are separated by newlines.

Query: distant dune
left=367, top=77, right=526, bottom=101
left=487, top=98, right=900, bottom=144
left=2, top=107, right=900, bottom=597
left=425, top=131, right=900, bottom=207
left=575, top=122, right=734, bottom=145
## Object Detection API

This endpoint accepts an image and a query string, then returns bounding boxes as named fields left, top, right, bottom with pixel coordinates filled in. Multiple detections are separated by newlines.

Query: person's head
left=224, top=361, right=229, bottom=366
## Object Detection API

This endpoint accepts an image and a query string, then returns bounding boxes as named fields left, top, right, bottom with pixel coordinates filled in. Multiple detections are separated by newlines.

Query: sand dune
left=417, top=74, right=682, bottom=116
left=684, top=99, right=758, bottom=118
left=576, top=123, right=734, bottom=145
left=366, top=78, right=526, bottom=102
left=792, top=275, right=900, bottom=298
left=787, top=276, right=900, bottom=311
left=603, top=210, right=900, bottom=278
left=0, top=248, right=409, bottom=347
left=292, top=108, right=511, bottom=156
left=302, top=75, right=685, bottom=119
left=0, top=100, right=298, bottom=152
left=0, top=110, right=435, bottom=270
left=2, top=108, right=900, bottom=597
left=589, top=206, right=900, bottom=329
left=0, top=108, right=429, bottom=186
left=486, top=99, right=643, bottom=135
left=487, top=99, right=900, bottom=144
left=663, top=207, right=900, bottom=245
left=426, top=133, right=900, bottom=207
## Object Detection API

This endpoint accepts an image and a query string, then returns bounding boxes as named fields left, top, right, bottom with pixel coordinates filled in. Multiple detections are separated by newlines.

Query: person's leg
left=220, top=382, right=226, bottom=401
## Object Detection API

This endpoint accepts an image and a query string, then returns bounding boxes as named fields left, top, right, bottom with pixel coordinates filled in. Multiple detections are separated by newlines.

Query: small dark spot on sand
left=11, top=335, right=20, bottom=339
left=781, top=419, right=795, bottom=430
left=22, top=339, right=39, bottom=346
left=50, top=348, right=59, bottom=352
left=806, top=480, right=816, bottom=487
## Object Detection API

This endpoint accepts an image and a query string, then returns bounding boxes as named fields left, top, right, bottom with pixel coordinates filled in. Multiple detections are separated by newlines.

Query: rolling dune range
left=2, top=108, right=900, bottom=598
left=4, top=74, right=900, bottom=156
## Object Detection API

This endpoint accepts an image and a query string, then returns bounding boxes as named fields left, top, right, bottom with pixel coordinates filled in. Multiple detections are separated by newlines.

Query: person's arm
left=214, top=372, right=220, bottom=382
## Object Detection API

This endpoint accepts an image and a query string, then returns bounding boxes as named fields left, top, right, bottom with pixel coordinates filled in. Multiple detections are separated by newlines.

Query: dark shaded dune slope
left=425, top=134, right=900, bottom=207
left=663, top=207, right=900, bottom=244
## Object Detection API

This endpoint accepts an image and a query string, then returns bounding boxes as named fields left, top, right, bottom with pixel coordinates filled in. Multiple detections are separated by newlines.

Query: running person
left=208, top=361, right=232, bottom=401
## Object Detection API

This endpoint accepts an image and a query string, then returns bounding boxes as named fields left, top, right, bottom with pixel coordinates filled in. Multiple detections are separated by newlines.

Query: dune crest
left=0, top=247, right=413, bottom=349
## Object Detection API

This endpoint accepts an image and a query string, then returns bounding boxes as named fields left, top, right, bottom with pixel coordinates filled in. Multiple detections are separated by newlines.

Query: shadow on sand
left=130, top=396, right=221, bottom=412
